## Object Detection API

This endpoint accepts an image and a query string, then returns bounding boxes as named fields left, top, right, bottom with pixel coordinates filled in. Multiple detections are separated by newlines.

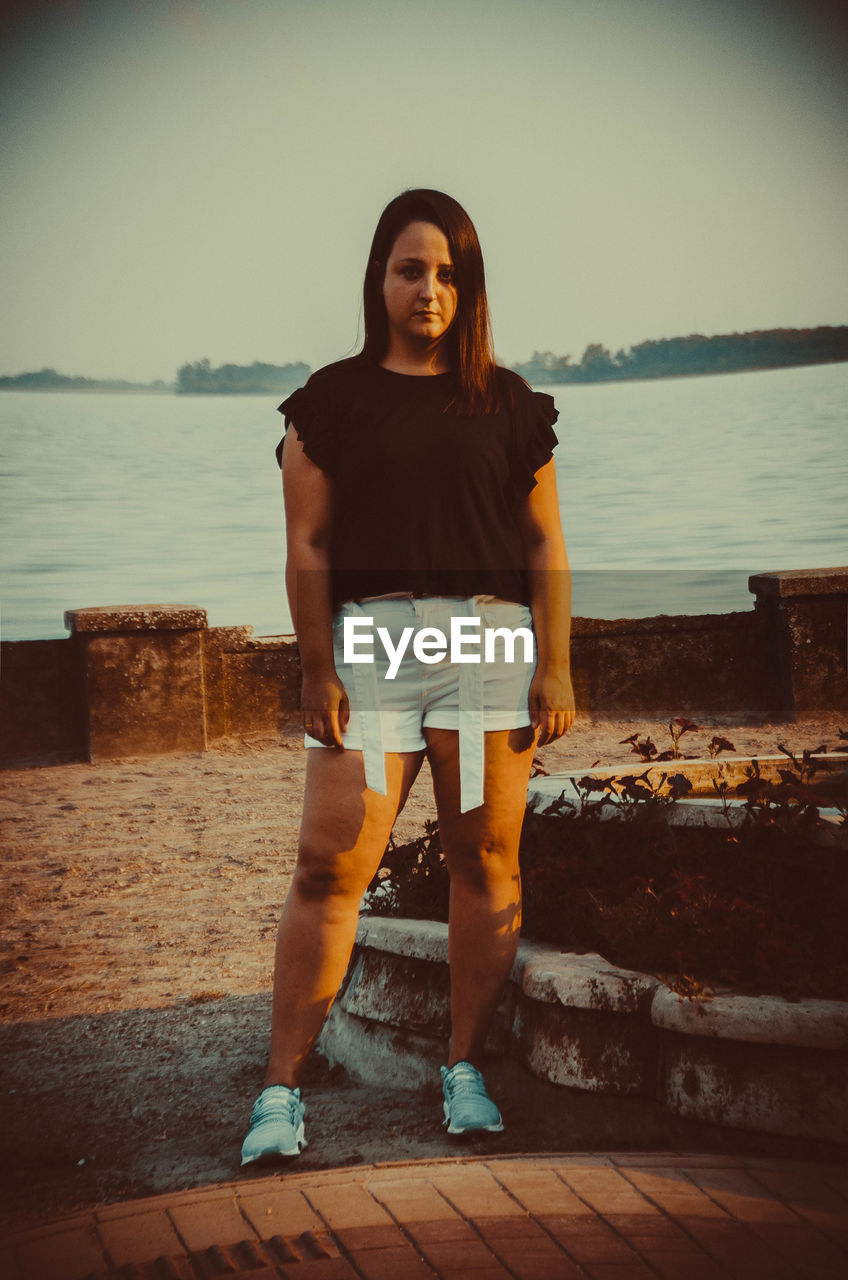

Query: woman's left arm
left=518, top=458, right=576, bottom=745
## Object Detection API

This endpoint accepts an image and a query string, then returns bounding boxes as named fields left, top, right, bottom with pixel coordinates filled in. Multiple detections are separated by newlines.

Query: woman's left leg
left=425, top=724, right=537, bottom=1068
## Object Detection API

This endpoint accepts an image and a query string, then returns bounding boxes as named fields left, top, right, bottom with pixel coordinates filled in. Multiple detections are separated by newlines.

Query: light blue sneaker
left=441, top=1061, right=504, bottom=1134
left=240, top=1084, right=307, bottom=1165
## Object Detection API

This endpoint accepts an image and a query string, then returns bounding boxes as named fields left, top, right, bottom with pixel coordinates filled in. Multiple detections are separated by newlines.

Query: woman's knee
left=293, top=838, right=372, bottom=903
left=445, top=835, right=519, bottom=892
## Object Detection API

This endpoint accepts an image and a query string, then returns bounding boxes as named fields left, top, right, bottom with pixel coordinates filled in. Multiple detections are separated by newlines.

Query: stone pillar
left=65, top=604, right=209, bottom=761
left=748, top=568, right=848, bottom=719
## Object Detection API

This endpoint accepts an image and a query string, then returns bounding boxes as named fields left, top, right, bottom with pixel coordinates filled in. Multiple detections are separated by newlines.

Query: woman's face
left=381, top=220, right=458, bottom=351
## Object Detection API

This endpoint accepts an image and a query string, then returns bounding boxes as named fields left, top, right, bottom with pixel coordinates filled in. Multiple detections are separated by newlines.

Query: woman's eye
left=400, top=266, right=419, bottom=279
left=438, top=269, right=455, bottom=284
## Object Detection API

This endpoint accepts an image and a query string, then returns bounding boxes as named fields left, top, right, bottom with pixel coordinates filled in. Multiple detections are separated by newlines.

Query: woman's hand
left=529, top=664, right=575, bottom=747
left=517, top=459, right=574, bottom=747
left=301, top=672, right=350, bottom=748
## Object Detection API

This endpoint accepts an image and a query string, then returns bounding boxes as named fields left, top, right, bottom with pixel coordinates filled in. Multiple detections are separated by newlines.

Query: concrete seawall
left=2, top=567, right=846, bottom=766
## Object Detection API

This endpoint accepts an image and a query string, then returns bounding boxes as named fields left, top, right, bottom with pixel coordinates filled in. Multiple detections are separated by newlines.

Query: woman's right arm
left=281, top=424, right=349, bottom=746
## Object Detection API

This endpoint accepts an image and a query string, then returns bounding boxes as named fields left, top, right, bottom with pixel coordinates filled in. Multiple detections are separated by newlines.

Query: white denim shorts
left=305, top=594, right=537, bottom=812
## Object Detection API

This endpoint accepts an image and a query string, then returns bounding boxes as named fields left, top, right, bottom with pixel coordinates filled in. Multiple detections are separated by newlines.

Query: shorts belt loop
left=458, top=596, right=485, bottom=813
left=347, top=601, right=387, bottom=797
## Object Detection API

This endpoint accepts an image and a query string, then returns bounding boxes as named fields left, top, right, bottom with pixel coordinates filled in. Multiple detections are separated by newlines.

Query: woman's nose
left=418, top=273, right=437, bottom=300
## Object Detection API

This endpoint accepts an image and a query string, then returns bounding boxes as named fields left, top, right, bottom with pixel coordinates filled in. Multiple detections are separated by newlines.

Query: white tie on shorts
left=345, top=597, right=486, bottom=814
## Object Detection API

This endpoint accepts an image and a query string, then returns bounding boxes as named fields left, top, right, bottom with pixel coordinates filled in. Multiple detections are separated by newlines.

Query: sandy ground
left=1, top=715, right=845, bottom=1231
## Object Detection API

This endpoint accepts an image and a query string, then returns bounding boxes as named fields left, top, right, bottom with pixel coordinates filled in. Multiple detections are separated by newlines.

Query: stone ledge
left=749, top=566, right=848, bottom=599
left=243, top=633, right=297, bottom=650
left=513, top=942, right=659, bottom=1015
left=65, top=604, right=209, bottom=633
left=534, top=753, right=848, bottom=798
left=355, top=916, right=451, bottom=965
left=651, top=987, right=848, bottom=1049
left=354, top=920, right=660, bottom=1014
left=319, top=917, right=848, bottom=1143
left=572, top=611, right=753, bottom=635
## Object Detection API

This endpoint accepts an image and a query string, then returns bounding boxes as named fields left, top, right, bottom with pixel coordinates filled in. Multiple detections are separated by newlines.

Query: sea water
left=1, top=362, right=845, bottom=641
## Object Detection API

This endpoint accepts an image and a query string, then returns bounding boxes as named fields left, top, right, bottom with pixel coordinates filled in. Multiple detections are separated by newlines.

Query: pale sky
left=2, top=0, right=846, bottom=383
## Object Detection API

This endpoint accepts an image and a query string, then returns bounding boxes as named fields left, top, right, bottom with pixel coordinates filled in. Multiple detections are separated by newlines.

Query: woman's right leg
left=264, top=745, right=423, bottom=1089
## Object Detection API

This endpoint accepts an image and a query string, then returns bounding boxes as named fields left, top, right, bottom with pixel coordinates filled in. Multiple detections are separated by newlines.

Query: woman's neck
left=379, top=337, right=451, bottom=376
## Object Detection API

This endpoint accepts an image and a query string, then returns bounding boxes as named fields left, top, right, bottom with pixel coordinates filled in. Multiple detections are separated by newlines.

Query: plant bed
left=328, top=730, right=848, bottom=1144
left=366, top=736, right=848, bottom=1001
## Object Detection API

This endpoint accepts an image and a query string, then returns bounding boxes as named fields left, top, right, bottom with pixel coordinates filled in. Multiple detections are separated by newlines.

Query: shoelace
left=251, top=1089, right=299, bottom=1127
left=444, top=1064, right=486, bottom=1100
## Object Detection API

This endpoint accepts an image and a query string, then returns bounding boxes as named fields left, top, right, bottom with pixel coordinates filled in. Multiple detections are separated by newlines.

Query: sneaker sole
left=241, top=1122, right=307, bottom=1165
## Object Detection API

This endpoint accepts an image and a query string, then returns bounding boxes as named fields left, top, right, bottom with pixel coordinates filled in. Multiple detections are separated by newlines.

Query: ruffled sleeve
left=508, top=382, right=559, bottom=497
left=275, top=373, right=340, bottom=474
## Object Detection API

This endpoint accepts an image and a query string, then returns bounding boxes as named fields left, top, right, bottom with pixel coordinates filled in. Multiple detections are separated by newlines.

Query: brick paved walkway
left=3, top=1153, right=847, bottom=1280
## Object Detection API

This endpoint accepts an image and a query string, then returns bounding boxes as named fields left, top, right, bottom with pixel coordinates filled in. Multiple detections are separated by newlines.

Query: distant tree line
left=511, top=326, right=848, bottom=385
left=176, top=359, right=310, bottom=395
left=0, top=367, right=168, bottom=391
left=5, top=327, right=846, bottom=395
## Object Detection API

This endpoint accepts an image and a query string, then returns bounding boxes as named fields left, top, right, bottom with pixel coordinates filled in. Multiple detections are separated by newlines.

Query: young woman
left=241, top=189, right=574, bottom=1162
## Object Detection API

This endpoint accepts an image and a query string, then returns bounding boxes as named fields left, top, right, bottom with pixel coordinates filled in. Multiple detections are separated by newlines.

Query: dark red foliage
left=707, top=735, right=736, bottom=757
left=366, top=743, right=848, bottom=1001
left=515, top=780, right=847, bottom=999
left=622, top=734, right=658, bottom=761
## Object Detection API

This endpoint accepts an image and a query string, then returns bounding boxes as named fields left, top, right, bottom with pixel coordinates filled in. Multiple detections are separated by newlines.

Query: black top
left=276, top=359, right=559, bottom=609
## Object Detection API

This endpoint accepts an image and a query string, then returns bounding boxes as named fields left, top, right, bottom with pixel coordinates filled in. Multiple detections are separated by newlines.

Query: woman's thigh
left=425, top=725, right=536, bottom=862
left=296, top=745, right=424, bottom=896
